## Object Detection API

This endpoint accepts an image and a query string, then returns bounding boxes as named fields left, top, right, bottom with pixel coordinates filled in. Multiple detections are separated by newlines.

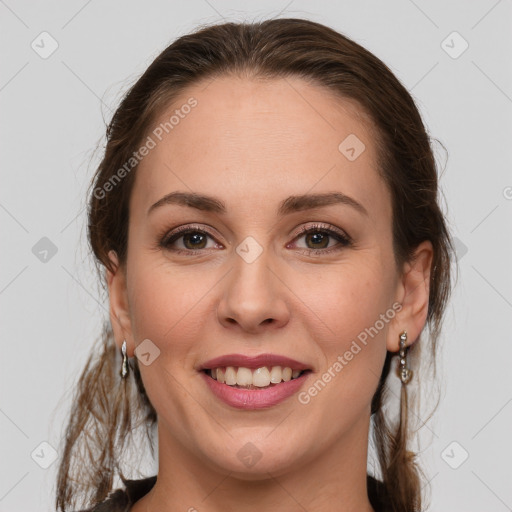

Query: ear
left=106, top=250, right=135, bottom=357
left=386, top=240, right=434, bottom=352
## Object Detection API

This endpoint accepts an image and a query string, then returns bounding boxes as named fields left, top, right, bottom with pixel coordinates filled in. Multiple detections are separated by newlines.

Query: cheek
left=300, top=261, right=392, bottom=389
left=127, top=260, right=218, bottom=349
left=126, top=264, right=216, bottom=420
left=303, top=256, right=393, bottom=335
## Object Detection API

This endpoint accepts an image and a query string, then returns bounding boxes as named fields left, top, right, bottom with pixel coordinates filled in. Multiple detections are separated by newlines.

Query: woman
left=55, top=18, right=454, bottom=512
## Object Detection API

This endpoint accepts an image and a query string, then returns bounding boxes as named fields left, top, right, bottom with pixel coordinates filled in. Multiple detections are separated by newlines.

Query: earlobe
left=386, top=240, right=434, bottom=352
left=106, top=250, right=134, bottom=357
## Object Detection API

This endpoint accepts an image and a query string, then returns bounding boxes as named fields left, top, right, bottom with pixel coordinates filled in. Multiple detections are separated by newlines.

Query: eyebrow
left=147, top=191, right=368, bottom=217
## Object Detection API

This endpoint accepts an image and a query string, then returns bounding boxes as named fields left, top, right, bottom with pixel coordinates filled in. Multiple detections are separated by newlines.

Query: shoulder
left=76, top=474, right=387, bottom=511
left=367, top=474, right=392, bottom=511
left=74, top=476, right=157, bottom=512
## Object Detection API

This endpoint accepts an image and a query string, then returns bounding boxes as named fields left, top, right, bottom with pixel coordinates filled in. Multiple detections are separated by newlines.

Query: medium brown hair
left=55, top=18, right=454, bottom=511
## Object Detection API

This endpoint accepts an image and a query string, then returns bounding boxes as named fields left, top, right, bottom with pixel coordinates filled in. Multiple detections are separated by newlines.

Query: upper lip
left=199, top=353, right=311, bottom=371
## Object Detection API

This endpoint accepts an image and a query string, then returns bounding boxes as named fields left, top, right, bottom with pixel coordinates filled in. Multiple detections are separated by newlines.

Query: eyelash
left=158, top=222, right=353, bottom=256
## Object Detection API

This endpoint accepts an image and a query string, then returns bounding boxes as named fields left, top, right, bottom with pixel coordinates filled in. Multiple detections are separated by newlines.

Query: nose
left=216, top=249, right=290, bottom=334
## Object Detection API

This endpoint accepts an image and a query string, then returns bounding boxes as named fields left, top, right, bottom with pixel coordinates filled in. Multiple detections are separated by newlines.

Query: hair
left=55, top=18, right=455, bottom=512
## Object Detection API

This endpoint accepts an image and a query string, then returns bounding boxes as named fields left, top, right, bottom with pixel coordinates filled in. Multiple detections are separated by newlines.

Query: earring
left=120, top=340, right=129, bottom=379
left=398, top=331, right=412, bottom=384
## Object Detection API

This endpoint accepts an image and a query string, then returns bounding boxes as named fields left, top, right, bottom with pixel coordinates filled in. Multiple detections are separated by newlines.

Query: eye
left=158, top=222, right=352, bottom=256
left=289, top=223, right=352, bottom=255
left=160, top=224, right=222, bottom=255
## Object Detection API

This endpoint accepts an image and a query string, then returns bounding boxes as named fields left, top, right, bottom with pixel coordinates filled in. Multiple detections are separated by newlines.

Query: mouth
left=198, top=353, right=313, bottom=408
left=202, top=366, right=312, bottom=390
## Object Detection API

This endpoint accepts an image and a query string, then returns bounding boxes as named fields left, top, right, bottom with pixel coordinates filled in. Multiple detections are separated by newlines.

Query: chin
left=199, top=436, right=310, bottom=480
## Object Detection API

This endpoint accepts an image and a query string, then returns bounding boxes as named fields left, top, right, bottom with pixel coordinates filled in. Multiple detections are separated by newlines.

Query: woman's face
left=108, top=75, right=423, bottom=478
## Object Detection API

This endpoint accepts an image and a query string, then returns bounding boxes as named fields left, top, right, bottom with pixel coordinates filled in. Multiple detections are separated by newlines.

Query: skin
left=107, top=75, right=433, bottom=512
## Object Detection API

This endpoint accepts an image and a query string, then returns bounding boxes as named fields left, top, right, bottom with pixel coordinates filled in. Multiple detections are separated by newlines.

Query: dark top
left=77, top=474, right=392, bottom=511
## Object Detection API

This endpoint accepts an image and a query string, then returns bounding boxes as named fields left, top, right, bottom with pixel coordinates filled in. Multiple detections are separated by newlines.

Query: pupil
left=184, top=232, right=206, bottom=249
left=307, top=232, right=328, bottom=249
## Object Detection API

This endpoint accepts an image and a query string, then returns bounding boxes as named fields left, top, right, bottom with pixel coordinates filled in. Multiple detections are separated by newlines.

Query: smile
left=199, top=353, right=313, bottom=409
left=205, top=366, right=305, bottom=389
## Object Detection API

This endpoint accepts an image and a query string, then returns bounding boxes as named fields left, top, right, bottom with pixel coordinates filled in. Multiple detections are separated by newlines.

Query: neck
left=133, top=415, right=375, bottom=512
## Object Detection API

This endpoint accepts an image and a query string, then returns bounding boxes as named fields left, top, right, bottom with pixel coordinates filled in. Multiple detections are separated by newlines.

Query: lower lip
left=201, top=371, right=310, bottom=409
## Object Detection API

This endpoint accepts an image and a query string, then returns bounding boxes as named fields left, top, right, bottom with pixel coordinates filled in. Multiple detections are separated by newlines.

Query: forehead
left=131, top=75, right=389, bottom=223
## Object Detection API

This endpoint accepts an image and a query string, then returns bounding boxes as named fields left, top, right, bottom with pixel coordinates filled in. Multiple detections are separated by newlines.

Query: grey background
left=1, top=1, right=511, bottom=510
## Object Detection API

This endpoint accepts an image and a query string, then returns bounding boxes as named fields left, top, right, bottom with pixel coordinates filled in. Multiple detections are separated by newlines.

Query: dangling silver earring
left=398, top=330, right=412, bottom=384
left=121, top=340, right=129, bottom=379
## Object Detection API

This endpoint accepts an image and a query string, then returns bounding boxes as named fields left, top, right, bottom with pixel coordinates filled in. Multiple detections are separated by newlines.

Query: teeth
left=253, top=367, right=271, bottom=387
left=270, top=366, right=282, bottom=384
left=209, top=366, right=304, bottom=387
left=236, top=367, right=253, bottom=386
left=225, top=366, right=237, bottom=385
